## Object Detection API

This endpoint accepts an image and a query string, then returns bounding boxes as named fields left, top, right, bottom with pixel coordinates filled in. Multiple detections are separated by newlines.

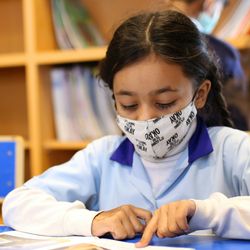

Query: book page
left=0, top=231, right=194, bottom=250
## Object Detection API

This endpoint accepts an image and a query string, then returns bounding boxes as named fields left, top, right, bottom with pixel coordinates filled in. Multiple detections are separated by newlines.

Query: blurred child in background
left=168, top=0, right=248, bottom=130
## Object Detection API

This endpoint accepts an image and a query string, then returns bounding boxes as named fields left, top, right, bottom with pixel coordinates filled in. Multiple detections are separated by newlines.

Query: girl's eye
left=156, top=101, right=176, bottom=110
left=121, top=104, right=138, bottom=110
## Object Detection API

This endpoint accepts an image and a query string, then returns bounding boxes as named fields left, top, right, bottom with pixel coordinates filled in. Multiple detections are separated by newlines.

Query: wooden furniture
left=0, top=0, right=249, bottom=180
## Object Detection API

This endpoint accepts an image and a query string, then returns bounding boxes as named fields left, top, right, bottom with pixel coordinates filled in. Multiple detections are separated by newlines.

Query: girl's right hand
left=91, top=205, right=152, bottom=240
left=136, top=200, right=196, bottom=248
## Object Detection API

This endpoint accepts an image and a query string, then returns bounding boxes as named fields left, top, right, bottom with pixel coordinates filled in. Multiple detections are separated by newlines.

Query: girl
left=3, top=10, right=250, bottom=248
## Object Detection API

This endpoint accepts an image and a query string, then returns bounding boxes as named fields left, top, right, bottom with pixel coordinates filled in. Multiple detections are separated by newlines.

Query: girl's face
left=114, top=54, right=207, bottom=121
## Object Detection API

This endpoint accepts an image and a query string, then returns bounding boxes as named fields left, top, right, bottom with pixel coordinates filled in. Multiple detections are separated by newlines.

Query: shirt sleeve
left=189, top=132, right=250, bottom=239
left=2, top=138, right=110, bottom=236
left=22, top=147, right=101, bottom=207
left=189, top=192, right=250, bottom=239
left=2, top=186, right=101, bottom=236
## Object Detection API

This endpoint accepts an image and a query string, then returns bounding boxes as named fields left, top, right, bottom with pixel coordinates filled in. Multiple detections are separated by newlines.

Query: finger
left=120, top=212, right=137, bottom=238
left=166, top=203, right=183, bottom=236
left=175, top=204, right=191, bottom=232
left=130, top=206, right=152, bottom=224
left=155, top=206, right=177, bottom=238
left=135, top=213, right=158, bottom=248
left=156, top=206, right=170, bottom=238
left=110, top=219, right=128, bottom=240
left=119, top=206, right=145, bottom=234
left=126, top=209, right=145, bottom=233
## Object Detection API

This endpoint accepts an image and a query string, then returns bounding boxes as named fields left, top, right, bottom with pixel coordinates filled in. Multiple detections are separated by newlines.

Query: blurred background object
left=165, top=0, right=249, bottom=130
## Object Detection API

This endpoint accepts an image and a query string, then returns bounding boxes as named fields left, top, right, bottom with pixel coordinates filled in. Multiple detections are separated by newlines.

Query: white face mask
left=196, top=0, right=225, bottom=34
left=116, top=102, right=197, bottom=161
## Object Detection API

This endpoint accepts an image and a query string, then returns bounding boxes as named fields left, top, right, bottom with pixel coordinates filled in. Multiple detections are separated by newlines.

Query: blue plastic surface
left=1, top=226, right=250, bottom=249
left=0, top=141, right=15, bottom=198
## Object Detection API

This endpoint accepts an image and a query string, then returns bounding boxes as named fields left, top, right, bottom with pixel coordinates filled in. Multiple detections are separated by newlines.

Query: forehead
left=113, top=54, right=193, bottom=94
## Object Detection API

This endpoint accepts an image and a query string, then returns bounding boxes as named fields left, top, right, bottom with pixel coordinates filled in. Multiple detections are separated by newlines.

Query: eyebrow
left=115, top=90, right=136, bottom=96
left=150, top=87, right=178, bottom=95
left=115, top=87, right=177, bottom=96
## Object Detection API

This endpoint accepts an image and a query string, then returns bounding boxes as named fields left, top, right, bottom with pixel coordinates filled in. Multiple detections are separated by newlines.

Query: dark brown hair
left=99, top=10, right=233, bottom=127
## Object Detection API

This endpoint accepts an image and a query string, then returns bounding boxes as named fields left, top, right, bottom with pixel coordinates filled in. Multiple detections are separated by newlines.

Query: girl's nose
left=137, top=107, right=156, bottom=121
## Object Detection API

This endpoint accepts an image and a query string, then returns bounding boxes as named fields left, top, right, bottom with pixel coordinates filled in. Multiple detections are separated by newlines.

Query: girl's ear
left=194, top=80, right=211, bottom=109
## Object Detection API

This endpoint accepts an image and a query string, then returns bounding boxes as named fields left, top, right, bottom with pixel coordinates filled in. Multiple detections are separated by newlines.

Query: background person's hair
left=99, top=10, right=233, bottom=127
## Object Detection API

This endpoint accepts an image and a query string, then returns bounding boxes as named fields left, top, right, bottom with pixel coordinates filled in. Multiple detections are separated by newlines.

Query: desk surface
left=1, top=226, right=250, bottom=250
left=128, top=234, right=250, bottom=250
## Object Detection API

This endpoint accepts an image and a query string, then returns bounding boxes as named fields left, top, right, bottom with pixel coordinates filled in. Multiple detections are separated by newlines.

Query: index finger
left=135, top=214, right=158, bottom=248
left=131, top=206, right=152, bottom=224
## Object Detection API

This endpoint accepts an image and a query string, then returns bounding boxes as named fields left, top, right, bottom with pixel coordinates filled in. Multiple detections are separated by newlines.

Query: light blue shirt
left=24, top=118, right=250, bottom=213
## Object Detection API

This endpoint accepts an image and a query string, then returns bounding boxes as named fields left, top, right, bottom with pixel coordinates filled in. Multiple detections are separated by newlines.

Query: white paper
left=0, top=231, right=194, bottom=250
left=96, top=238, right=194, bottom=250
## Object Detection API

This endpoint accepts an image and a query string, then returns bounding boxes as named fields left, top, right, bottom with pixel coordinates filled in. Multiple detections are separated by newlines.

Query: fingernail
left=135, top=241, right=144, bottom=248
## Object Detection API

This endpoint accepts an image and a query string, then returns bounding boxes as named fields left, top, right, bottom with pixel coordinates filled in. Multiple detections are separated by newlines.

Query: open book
left=0, top=231, right=194, bottom=250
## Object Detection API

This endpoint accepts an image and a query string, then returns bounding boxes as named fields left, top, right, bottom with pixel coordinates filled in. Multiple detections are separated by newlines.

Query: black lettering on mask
left=145, top=128, right=160, bottom=140
left=166, top=133, right=179, bottom=146
left=169, top=111, right=184, bottom=129
left=151, top=135, right=164, bottom=147
left=186, top=111, right=195, bottom=126
left=153, top=117, right=161, bottom=124
left=124, top=121, right=135, bottom=135
left=136, top=139, right=147, bottom=152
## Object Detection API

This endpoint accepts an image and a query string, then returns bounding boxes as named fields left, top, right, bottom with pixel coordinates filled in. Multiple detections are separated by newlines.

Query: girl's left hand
left=135, top=200, right=196, bottom=248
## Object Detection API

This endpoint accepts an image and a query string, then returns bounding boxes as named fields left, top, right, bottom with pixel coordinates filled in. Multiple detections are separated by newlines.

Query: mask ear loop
left=112, top=93, right=118, bottom=110
left=191, top=88, right=198, bottom=103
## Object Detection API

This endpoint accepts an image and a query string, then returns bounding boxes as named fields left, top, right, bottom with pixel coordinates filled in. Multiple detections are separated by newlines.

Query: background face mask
left=197, top=0, right=225, bottom=34
left=116, top=102, right=197, bottom=161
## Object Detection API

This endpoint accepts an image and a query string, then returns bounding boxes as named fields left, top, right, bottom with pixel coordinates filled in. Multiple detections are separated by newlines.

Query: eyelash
left=156, top=101, right=176, bottom=110
left=121, top=101, right=176, bottom=111
left=121, top=104, right=138, bottom=110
